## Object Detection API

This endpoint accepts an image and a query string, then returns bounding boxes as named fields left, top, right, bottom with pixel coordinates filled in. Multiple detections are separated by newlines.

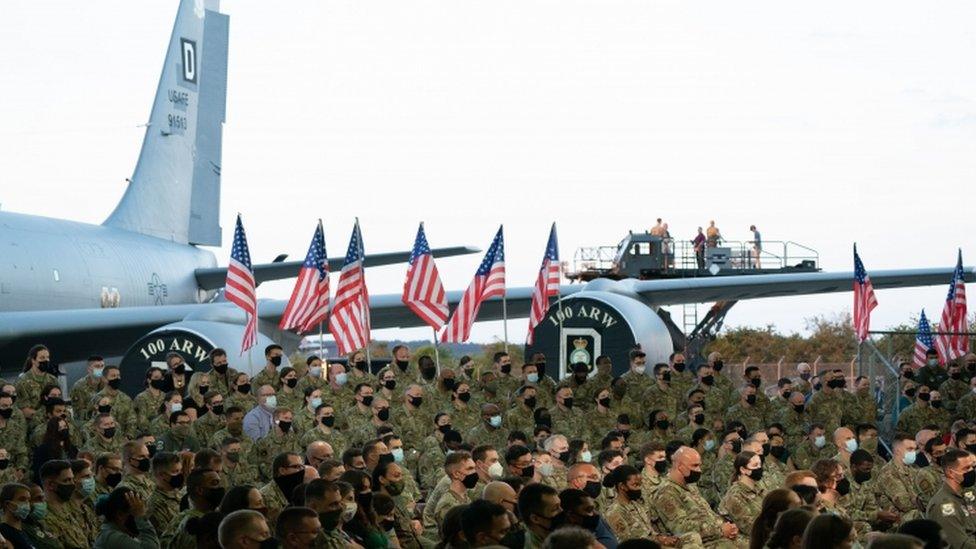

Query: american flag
left=852, top=244, right=878, bottom=342
left=279, top=221, right=330, bottom=334
left=442, top=226, right=505, bottom=343
left=526, top=223, right=560, bottom=344
left=225, top=214, right=258, bottom=353
left=913, top=309, right=935, bottom=368
left=402, top=223, right=449, bottom=330
left=328, top=220, right=370, bottom=355
left=935, top=250, right=969, bottom=363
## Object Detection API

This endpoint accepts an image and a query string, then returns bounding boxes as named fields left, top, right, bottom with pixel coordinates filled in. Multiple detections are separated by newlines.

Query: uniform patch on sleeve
left=941, top=503, right=955, bottom=516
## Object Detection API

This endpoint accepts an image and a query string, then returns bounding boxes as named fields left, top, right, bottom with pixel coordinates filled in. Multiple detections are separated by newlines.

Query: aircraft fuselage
left=0, top=211, right=216, bottom=313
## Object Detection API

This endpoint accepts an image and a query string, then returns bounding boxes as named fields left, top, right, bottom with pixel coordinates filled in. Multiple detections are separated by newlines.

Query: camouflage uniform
left=640, top=467, right=665, bottom=502
left=494, top=375, right=521, bottom=403
left=259, top=480, right=290, bottom=531
left=925, top=482, right=976, bottom=548
left=417, top=443, right=447, bottom=490
left=276, top=388, right=304, bottom=414
left=619, top=370, right=652, bottom=403
left=954, top=391, right=976, bottom=422
left=118, top=472, right=155, bottom=502
left=697, top=383, right=731, bottom=425
left=147, top=488, right=181, bottom=535
left=654, top=476, right=739, bottom=548
left=15, top=370, right=59, bottom=414
left=896, top=403, right=940, bottom=436
left=725, top=402, right=766, bottom=434
left=585, top=409, right=619, bottom=448
left=299, top=426, right=349, bottom=457
left=916, top=463, right=944, bottom=511
left=89, top=388, right=136, bottom=437
left=225, top=391, right=258, bottom=414
left=193, top=412, right=225, bottom=447
left=83, top=433, right=124, bottom=456
left=466, top=422, right=509, bottom=451
left=718, top=479, right=765, bottom=535
left=133, top=388, right=166, bottom=434
left=938, top=377, right=970, bottom=414
left=251, top=430, right=302, bottom=482
left=251, top=367, right=281, bottom=394
left=206, top=366, right=240, bottom=396
left=432, top=488, right=470, bottom=528
left=875, top=459, right=924, bottom=523
left=710, top=453, right=735, bottom=501
left=791, top=439, right=834, bottom=470
left=548, top=405, right=585, bottom=439
left=671, top=370, right=696, bottom=403
left=210, top=426, right=253, bottom=455
left=850, top=390, right=878, bottom=426
left=807, top=390, right=846, bottom=434
left=392, top=406, right=431, bottom=450
left=777, top=407, right=813, bottom=451
left=0, top=416, right=29, bottom=469
left=421, top=475, right=451, bottom=534
left=68, top=375, right=102, bottom=418
left=40, top=501, right=90, bottom=549
left=447, top=402, right=480, bottom=435
left=313, top=529, right=350, bottom=549
left=915, top=365, right=948, bottom=392
left=161, top=508, right=205, bottom=549
left=604, top=498, right=656, bottom=541
left=22, top=520, right=62, bottom=549
left=222, top=459, right=261, bottom=487
left=642, top=383, right=680, bottom=417
left=848, top=476, right=881, bottom=531
left=503, top=404, right=535, bottom=435
left=540, top=466, right=568, bottom=491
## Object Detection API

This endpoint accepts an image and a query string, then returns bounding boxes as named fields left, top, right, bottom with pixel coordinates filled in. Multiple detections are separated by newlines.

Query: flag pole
left=502, top=292, right=509, bottom=353
left=356, top=217, right=372, bottom=369
left=432, top=327, right=441, bottom=374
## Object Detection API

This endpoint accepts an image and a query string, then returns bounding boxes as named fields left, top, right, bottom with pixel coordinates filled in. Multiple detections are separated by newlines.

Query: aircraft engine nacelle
left=118, top=319, right=281, bottom=396
left=524, top=283, right=675, bottom=381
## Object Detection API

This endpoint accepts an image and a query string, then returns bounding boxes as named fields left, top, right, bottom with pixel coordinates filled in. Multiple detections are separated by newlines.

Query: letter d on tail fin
left=104, top=0, right=227, bottom=246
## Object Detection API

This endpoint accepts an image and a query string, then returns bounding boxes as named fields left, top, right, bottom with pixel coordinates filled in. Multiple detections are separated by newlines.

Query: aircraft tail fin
left=103, top=0, right=228, bottom=246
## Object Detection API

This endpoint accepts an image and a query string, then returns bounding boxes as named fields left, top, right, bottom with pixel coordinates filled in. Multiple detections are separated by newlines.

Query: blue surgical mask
left=391, top=448, right=405, bottom=463
left=309, top=366, right=322, bottom=378
left=526, top=373, right=539, bottom=383
left=489, top=415, right=502, bottom=428
left=12, top=503, right=30, bottom=520
left=29, top=502, right=47, bottom=520
left=334, top=373, right=348, bottom=386
left=92, top=368, right=104, bottom=379
left=170, top=402, right=183, bottom=413
left=903, top=450, right=917, bottom=466
left=704, top=439, right=717, bottom=451
left=310, top=397, right=323, bottom=410
left=265, top=395, right=277, bottom=409
left=580, top=450, right=592, bottom=463
left=80, top=477, right=96, bottom=497
left=845, top=439, right=858, bottom=453
left=814, top=435, right=826, bottom=448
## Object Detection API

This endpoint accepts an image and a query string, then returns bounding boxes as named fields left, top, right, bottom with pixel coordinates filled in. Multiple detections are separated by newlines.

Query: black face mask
left=54, top=483, right=74, bottom=502
left=730, top=440, right=742, bottom=454
left=395, top=360, right=409, bottom=371
left=0, top=409, right=11, bottom=420
left=750, top=377, right=762, bottom=388
left=377, top=408, right=390, bottom=422
left=213, top=363, right=228, bottom=374
left=211, top=404, right=224, bottom=416
left=692, top=413, right=705, bottom=425
left=853, top=470, right=871, bottom=484
left=106, top=472, right=122, bottom=488
left=813, top=383, right=823, bottom=392
left=684, top=470, right=702, bottom=484
left=579, top=512, right=600, bottom=531
left=770, top=446, right=788, bottom=461
left=583, top=480, right=601, bottom=499
left=915, top=452, right=930, bottom=468
left=146, top=444, right=157, bottom=458
left=198, top=385, right=209, bottom=395
left=966, top=443, right=976, bottom=454
left=421, top=368, right=436, bottom=381
left=277, top=421, right=292, bottom=434
left=835, top=477, right=851, bottom=496
left=103, top=427, right=117, bottom=439
left=457, top=392, right=471, bottom=403
left=782, top=390, right=793, bottom=400
left=967, top=363, right=976, bottom=372
left=356, top=491, right=373, bottom=510
left=285, top=378, right=298, bottom=389
left=269, top=356, right=282, bottom=367
left=625, top=488, right=643, bottom=501
left=442, top=378, right=456, bottom=391
left=500, top=364, right=512, bottom=375
left=0, top=460, right=9, bottom=470
left=701, top=375, right=714, bottom=386
left=98, top=404, right=112, bottom=414
left=828, top=379, right=846, bottom=389
left=461, top=472, right=480, bottom=489
left=238, top=383, right=252, bottom=394
left=361, top=395, right=374, bottom=407
left=275, top=470, right=304, bottom=497
left=383, top=379, right=397, bottom=391
left=408, top=396, right=423, bottom=408
left=962, top=470, right=976, bottom=488
left=746, top=395, right=757, bottom=406
left=574, top=373, right=587, bottom=384
left=661, top=372, right=672, bottom=383
left=654, top=460, right=668, bottom=474
left=903, top=370, right=915, bottom=380
left=557, top=450, right=572, bottom=463
left=931, top=400, right=943, bottom=409
left=747, top=468, right=763, bottom=482
left=169, top=473, right=185, bottom=489
left=523, top=396, right=537, bottom=409
left=792, top=485, right=818, bottom=504
left=598, top=397, right=611, bottom=408
left=355, top=360, right=368, bottom=371
left=321, top=416, right=336, bottom=428
left=761, top=443, right=771, bottom=456
left=562, top=397, right=574, bottom=409
left=918, top=392, right=931, bottom=402
left=793, top=404, right=805, bottom=414
left=712, top=361, right=724, bottom=372
left=108, top=379, right=121, bottom=390
left=905, top=389, right=916, bottom=399
left=134, top=457, right=151, bottom=472
left=950, top=372, right=962, bottom=380
left=673, top=362, right=686, bottom=373
left=520, top=465, right=535, bottom=479
left=655, top=420, right=670, bottom=431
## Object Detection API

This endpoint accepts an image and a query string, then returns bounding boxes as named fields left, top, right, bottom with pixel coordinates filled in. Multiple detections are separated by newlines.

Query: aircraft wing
left=1, top=265, right=969, bottom=367
left=193, top=246, right=480, bottom=290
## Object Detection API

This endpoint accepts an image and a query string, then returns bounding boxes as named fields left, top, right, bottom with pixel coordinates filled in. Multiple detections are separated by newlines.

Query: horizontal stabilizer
left=193, top=245, right=480, bottom=290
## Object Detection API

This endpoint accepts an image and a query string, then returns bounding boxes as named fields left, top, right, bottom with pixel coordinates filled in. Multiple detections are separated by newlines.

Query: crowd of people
left=0, top=342, right=973, bottom=549
left=651, top=219, right=762, bottom=270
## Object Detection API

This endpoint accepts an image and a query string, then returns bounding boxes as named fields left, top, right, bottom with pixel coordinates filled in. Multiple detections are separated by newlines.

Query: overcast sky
left=1, top=0, right=973, bottom=345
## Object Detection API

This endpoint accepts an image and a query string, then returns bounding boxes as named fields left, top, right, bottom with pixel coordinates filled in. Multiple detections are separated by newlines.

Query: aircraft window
left=53, top=269, right=60, bottom=282
left=633, top=243, right=650, bottom=255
